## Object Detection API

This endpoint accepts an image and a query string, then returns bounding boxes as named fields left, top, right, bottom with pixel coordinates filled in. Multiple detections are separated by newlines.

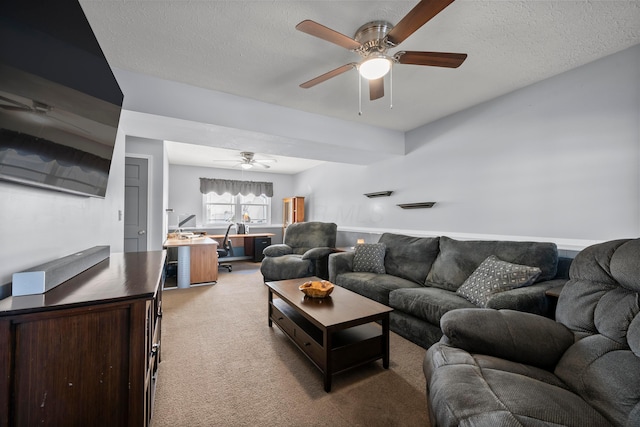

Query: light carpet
left=152, top=262, right=430, bottom=426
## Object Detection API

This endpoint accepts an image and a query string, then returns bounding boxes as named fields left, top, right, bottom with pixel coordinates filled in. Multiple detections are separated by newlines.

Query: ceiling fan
left=296, top=0, right=467, bottom=101
left=223, top=151, right=277, bottom=170
left=0, top=94, right=89, bottom=134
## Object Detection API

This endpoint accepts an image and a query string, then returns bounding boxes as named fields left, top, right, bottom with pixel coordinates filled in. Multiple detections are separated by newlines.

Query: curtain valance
left=199, top=178, right=274, bottom=197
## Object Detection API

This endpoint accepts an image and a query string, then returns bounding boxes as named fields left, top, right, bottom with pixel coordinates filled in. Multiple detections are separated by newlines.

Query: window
left=239, top=193, right=270, bottom=224
left=203, top=192, right=271, bottom=225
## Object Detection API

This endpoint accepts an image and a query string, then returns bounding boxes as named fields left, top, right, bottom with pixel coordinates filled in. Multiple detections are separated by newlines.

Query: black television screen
left=0, top=0, right=123, bottom=198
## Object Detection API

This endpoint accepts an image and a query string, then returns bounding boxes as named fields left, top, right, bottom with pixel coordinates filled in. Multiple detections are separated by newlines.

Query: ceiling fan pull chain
left=390, top=66, right=393, bottom=109
left=358, top=71, right=362, bottom=116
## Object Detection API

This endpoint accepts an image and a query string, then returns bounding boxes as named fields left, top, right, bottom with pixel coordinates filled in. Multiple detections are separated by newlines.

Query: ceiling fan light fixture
left=358, top=56, right=392, bottom=80
left=240, top=163, right=253, bottom=170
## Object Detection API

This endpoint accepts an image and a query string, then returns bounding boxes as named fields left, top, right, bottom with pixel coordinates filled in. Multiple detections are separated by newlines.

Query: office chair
left=217, top=223, right=234, bottom=272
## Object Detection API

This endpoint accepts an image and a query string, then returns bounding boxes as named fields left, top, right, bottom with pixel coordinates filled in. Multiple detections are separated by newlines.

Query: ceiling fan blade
left=396, top=51, right=467, bottom=68
left=253, top=162, right=270, bottom=169
left=0, top=95, right=31, bottom=110
left=387, top=0, right=456, bottom=46
left=369, top=78, right=384, bottom=100
left=48, top=115, right=91, bottom=134
left=300, top=63, right=357, bottom=89
left=296, top=20, right=361, bottom=50
left=255, top=159, right=277, bottom=163
left=0, top=105, right=31, bottom=112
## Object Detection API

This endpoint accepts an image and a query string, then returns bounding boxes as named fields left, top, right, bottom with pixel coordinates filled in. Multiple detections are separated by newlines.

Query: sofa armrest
left=441, top=308, right=574, bottom=370
left=301, top=247, right=332, bottom=260
left=328, top=251, right=354, bottom=283
left=485, top=279, right=568, bottom=315
left=263, top=244, right=293, bottom=257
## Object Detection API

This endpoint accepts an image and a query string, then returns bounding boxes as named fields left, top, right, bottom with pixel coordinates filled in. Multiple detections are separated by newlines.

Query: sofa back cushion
left=284, top=222, right=337, bottom=254
left=426, top=236, right=558, bottom=291
left=377, top=233, right=439, bottom=285
left=554, top=238, right=640, bottom=427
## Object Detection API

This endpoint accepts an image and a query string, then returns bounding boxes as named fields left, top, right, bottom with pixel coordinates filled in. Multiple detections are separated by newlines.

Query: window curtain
left=199, top=178, right=274, bottom=197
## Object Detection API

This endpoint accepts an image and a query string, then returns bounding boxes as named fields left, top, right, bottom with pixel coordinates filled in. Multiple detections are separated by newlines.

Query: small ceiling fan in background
left=296, top=0, right=467, bottom=101
left=214, top=151, right=277, bottom=170
left=0, top=94, right=89, bottom=134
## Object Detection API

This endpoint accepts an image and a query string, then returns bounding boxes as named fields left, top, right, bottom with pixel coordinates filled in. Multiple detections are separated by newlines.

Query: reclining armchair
left=260, top=222, right=337, bottom=282
left=423, top=238, right=640, bottom=426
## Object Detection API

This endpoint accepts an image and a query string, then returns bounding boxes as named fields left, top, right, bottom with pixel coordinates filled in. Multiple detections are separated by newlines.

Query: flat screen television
left=0, top=0, right=123, bottom=198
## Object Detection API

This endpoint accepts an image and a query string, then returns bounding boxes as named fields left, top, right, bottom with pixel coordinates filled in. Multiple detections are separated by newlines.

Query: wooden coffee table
left=265, top=276, right=393, bottom=392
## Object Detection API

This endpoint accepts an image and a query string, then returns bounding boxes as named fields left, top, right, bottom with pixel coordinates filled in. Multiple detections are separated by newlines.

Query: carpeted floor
left=152, top=262, right=430, bottom=426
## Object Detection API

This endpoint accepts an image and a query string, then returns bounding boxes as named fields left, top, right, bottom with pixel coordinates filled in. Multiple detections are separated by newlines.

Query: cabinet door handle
left=304, top=342, right=311, bottom=347
left=151, top=342, right=160, bottom=356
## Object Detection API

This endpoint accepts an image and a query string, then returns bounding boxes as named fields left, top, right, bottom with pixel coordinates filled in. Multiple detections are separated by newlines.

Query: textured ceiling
left=79, top=0, right=640, bottom=132
left=77, top=1, right=640, bottom=173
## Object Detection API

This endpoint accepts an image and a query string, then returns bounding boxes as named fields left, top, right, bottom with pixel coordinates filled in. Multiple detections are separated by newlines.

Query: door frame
left=124, top=154, right=153, bottom=251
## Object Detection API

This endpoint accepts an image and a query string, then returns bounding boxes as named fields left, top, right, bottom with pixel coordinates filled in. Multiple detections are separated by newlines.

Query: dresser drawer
left=291, top=323, right=324, bottom=369
left=271, top=299, right=325, bottom=369
left=270, top=301, right=296, bottom=337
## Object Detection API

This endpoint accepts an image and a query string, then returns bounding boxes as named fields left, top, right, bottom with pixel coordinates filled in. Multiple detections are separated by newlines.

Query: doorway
left=124, top=157, right=149, bottom=252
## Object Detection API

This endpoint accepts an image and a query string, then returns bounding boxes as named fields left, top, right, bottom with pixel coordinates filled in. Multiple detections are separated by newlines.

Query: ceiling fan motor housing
left=354, top=21, right=394, bottom=58
left=240, top=151, right=255, bottom=162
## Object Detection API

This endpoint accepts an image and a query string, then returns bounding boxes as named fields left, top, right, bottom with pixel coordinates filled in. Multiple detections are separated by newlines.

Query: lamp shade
left=359, top=56, right=392, bottom=80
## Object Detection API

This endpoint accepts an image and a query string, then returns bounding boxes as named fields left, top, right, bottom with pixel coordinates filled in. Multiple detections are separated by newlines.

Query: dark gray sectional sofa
left=329, top=233, right=571, bottom=349
left=423, top=238, right=640, bottom=426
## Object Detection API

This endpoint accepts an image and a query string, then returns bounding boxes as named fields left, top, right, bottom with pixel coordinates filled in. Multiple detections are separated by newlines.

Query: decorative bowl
left=299, top=280, right=334, bottom=298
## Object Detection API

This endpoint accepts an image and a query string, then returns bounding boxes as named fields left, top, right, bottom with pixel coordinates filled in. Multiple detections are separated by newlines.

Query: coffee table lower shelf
left=270, top=298, right=387, bottom=392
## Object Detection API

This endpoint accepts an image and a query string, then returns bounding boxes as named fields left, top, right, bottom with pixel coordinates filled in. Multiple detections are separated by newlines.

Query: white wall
left=114, top=69, right=404, bottom=166
left=168, top=164, right=295, bottom=229
left=294, top=45, right=640, bottom=249
left=0, top=128, right=126, bottom=288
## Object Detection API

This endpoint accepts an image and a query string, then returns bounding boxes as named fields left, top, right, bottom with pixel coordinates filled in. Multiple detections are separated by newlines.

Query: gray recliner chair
left=260, top=222, right=337, bottom=282
left=423, top=238, right=640, bottom=426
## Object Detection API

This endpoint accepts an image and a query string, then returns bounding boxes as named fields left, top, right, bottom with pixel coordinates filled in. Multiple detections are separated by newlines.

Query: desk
left=163, top=237, right=218, bottom=288
left=208, top=233, right=274, bottom=262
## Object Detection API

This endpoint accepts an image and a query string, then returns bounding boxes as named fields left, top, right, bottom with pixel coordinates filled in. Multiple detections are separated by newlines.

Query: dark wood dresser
left=0, top=251, right=166, bottom=427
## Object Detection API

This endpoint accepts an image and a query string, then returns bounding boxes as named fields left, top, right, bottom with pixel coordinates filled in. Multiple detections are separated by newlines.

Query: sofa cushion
left=353, top=243, right=386, bottom=274
left=389, top=287, right=475, bottom=326
left=424, top=344, right=613, bottom=427
left=262, top=244, right=292, bottom=257
left=426, top=236, right=558, bottom=291
left=555, top=334, right=639, bottom=426
left=260, top=254, right=312, bottom=281
left=378, top=233, right=439, bottom=285
left=440, top=308, right=574, bottom=370
left=456, top=255, right=542, bottom=307
left=284, top=221, right=337, bottom=251
left=474, top=354, right=569, bottom=390
left=336, top=272, right=420, bottom=305
left=553, top=239, right=640, bottom=426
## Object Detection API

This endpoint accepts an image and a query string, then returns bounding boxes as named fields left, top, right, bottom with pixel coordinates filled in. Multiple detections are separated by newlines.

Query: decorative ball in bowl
left=299, top=280, right=334, bottom=298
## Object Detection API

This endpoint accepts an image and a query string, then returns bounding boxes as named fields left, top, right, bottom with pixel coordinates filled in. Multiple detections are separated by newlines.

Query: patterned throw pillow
left=353, top=243, right=386, bottom=274
left=456, top=255, right=542, bottom=307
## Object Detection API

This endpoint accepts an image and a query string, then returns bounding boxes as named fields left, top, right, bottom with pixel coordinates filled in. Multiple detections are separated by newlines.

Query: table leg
left=268, top=290, right=273, bottom=327
left=324, top=329, right=332, bottom=392
left=176, top=246, right=191, bottom=288
left=382, top=314, right=390, bottom=369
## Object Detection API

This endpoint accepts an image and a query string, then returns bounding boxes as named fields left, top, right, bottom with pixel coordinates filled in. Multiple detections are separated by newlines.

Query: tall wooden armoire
left=283, top=197, right=304, bottom=233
